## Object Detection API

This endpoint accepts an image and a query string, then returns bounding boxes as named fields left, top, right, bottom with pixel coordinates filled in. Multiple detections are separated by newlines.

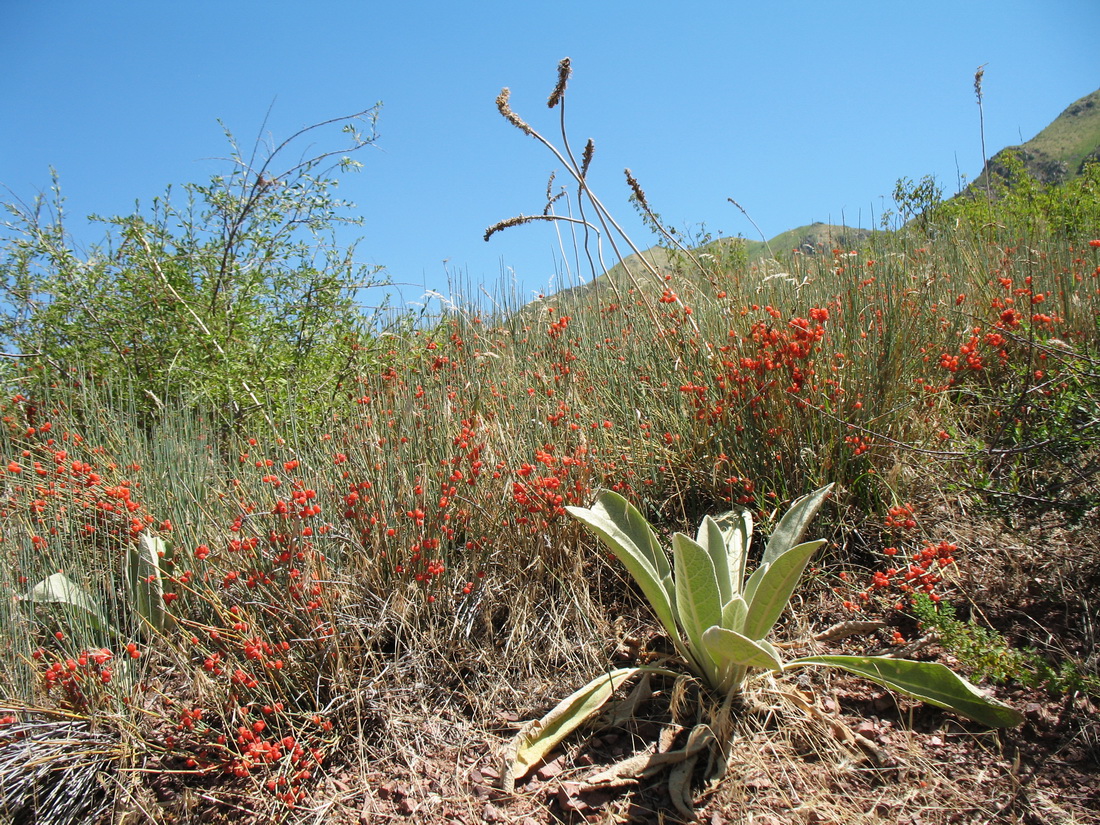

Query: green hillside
left=739, top=222, right=874, bottom=259
left=523, top=222, right=877, bottom=320
left=973, top=87, right=1100, bottom=189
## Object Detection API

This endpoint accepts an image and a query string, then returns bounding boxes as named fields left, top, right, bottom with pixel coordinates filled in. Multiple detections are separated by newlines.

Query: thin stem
left=975, top=65, right=992, bottom=206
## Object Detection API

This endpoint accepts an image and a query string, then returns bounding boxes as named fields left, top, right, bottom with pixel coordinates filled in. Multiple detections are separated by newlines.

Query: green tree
left=892, top=174, right=944, bottom=233
left=1, top=107, right=388, bottom=429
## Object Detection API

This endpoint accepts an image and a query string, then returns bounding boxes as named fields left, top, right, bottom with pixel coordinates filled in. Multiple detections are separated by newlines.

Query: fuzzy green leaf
left=567, top=494, right=680, bottom=651
left=127, top=533, right=167, bottom=634
left=786, top=654, right=1025, bottom=728
left=26, top=572, right=110, bottom=635
left=713, top=508, right=752, bottom=596
left=742, top=560, right=769, bottom=610
left=588, top=491, right=672, bottom=582
left=757, top=637, right=783, bottom=665
left=672, top=533, right=722, bottom=680
left=697, top=516, right=733, bottom=605
left=702, top=626, right=784, bottom=670
left=506, top=667, right=661, bottom=789
left=742, top=539, right=825, bottom=641
left=762, top=484, right=834, bottom=567
left=720, top=594, right=748, bottom=634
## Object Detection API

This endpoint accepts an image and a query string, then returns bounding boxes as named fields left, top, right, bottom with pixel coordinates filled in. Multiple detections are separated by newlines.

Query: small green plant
left=20, top=533, right=168, bottom=711
left=912, top=593, right=1100, bottom=697
left=911, top=593, right=1030, bottom=685
left=26, top=532, right=172, bottom=640
left=507, top=485, right=1023, bottom=789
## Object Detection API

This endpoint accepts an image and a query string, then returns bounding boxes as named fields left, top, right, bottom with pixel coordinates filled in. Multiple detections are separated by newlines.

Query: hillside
left=530, top=222, right=875, bottom=315
left=972, top=87, right=1100, bottom=190
left=536, top=87, right=1100, bottom=310
left=738, top=222, right=874, bottom=259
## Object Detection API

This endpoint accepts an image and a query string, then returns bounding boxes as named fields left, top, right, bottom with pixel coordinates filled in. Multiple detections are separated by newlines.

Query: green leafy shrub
left=0, top=108, right=388, bottom=429
left=912, top=593, right=1100, bottom=697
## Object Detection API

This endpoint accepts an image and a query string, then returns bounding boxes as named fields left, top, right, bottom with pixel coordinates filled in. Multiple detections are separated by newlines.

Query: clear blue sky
left=3, top=2, right=1098, bottom=310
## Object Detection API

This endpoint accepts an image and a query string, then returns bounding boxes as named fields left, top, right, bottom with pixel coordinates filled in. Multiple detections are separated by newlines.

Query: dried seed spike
left=624, top=169, right=648, bottom=209
left=547, top=57, right=572, bottom=109
left=496, top=88, right=533, bottom=137
left=973, top=64, right=986, bottom=101
left=484, top=214, right=535, bottom=242
left=580, top=139, right=595, bottom=179
left=544, top=191, right=565, bottom=216
left=543, top=172, right=565, bottom=215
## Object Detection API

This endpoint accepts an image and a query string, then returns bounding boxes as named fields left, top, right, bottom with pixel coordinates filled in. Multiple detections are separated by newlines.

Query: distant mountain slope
left=534, top=87, right=1099, bottom=307
left=973, top=87, right=1100, bottom=189
left=526, top=222, right=872, bottom=313
left=739, top=222, right=874, bottom=260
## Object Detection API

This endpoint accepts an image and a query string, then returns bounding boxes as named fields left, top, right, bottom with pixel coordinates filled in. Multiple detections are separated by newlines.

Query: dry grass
left=1, top=62, right=1098, bottom=824
left=0, top=710, right=121, bottom=824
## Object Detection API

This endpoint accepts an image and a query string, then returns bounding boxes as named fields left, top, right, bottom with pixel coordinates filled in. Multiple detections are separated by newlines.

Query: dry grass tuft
left=0, top=710, right=120, bottom=824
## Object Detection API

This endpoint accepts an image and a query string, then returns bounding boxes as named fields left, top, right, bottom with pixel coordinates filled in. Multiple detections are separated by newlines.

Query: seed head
left=548, top=57, right=572, bottom=109
left=973, top=64, right=986, bottom=103
left=496, top=88, right=533, bottom=137
left=580, top=139, right=595, bottom=179
left=485, top=214, right=536, bottom=242
left=624, top=169, right=649, bottom=210
left=543, top=172, right=565, bottom=215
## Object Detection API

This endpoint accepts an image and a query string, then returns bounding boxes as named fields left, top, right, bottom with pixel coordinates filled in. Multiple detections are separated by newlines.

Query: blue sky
left=2, top=2, right=1098, bottom=311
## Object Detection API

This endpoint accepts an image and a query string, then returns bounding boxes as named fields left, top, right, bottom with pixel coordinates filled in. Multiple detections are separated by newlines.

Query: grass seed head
left=495, top=87, right=533, bottom=137
left=624, top=168, right=649, bottom=210
left=548, top=56, right=571, bottom=109
left=581, top=138, right=595, bottom=179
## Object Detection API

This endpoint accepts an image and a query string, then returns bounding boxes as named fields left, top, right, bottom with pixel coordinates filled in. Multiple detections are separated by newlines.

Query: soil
left=306, top=672, right=1100, bottom=824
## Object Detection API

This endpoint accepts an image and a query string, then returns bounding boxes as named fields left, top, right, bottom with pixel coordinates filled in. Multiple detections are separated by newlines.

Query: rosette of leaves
left=25, top=532, right=172, bottom=639
left=506, top=485, right=1023, bottom=791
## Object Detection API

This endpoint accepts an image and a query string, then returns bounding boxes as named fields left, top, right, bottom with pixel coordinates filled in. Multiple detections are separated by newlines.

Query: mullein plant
left=26, top=532, right=171, bottom=642
left=506, top=485, right=1023, bottom=790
